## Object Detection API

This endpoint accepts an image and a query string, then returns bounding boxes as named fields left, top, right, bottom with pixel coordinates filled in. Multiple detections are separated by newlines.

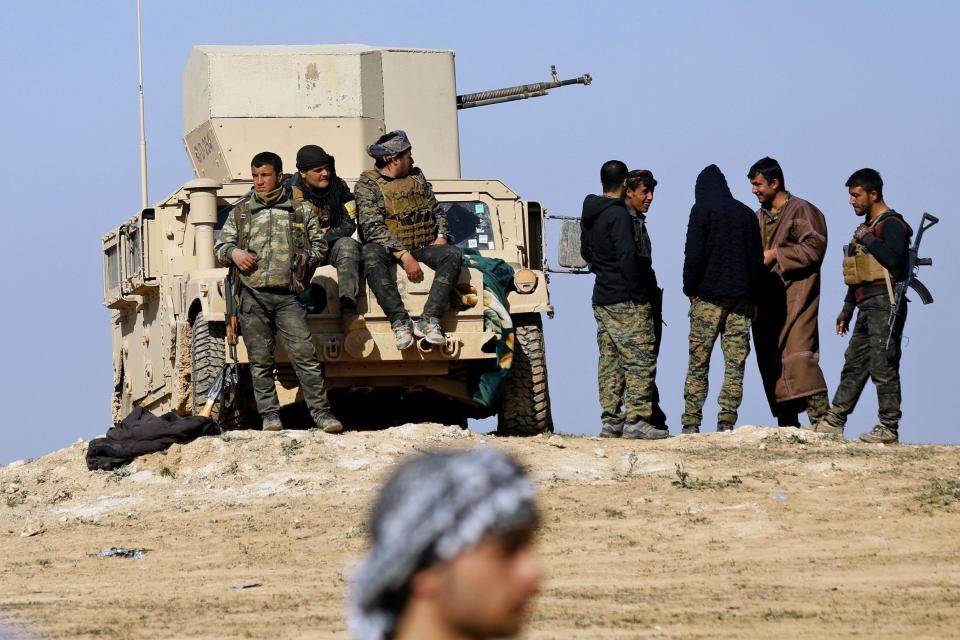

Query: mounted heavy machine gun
left=457, top=65, right=591, bottom=109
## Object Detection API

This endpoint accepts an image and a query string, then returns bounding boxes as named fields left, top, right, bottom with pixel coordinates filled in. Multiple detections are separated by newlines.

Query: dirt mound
left=2, top=425, right=960, bottom=638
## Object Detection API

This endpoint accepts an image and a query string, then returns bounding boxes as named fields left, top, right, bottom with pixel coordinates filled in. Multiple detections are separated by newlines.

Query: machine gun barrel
left=457, top=65, right=591, bottom=109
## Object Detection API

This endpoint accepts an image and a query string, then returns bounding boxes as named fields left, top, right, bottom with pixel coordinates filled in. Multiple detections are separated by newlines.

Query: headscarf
left=348, top=448, right=539, bottom=640
left=367, top=130, right=412, bottom=159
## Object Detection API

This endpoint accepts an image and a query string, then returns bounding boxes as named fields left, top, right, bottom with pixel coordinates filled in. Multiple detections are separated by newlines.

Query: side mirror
left=558, top=219, right=587, bottom=269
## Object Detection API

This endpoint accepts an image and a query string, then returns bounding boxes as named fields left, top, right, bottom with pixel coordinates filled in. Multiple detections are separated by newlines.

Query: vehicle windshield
left=441, top=201, right=496, bottom=250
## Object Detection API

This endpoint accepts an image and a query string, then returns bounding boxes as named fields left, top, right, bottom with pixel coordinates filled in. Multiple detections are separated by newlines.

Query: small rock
left=7, top=460, right=26, bottom=469
left=230, top=581, right=262, bottom=590
left=6, top=483, right=21, bottom=495
left=21, top=523, right=44, bottom=538
left=594, top=447, right=607, bottom=458
left=546, top=435, right=566, bottom=449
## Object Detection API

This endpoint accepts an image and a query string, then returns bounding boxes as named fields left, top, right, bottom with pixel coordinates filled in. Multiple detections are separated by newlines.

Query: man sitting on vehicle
left=355, top=130, right=462, bottom=349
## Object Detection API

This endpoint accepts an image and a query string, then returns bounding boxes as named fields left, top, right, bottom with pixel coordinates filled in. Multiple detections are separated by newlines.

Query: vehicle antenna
left=137, top=0, right=149, bottom=209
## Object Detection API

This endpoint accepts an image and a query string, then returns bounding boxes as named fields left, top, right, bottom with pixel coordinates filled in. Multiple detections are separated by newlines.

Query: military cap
left=367, top=130, right=412, bottom=159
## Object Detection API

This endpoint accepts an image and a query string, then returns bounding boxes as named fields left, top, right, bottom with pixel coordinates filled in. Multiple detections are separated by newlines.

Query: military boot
left=342, top=304, right=366, bottom=334
left=314, top=411, right=344, bottom=434
left=414, top=316, right=446, bottom=345
left=681, top=425, right=700, bottom=435
left=810, top=413, right=845, bottom=436
left=858, top=425, right=898, bottom=444
left=599, top=422, right=623, bottom=438
left=392, top=319, right=414, bottom=350
left=716, top=422, right=735, bottom=433
left=261, top=412, right=283, bottom=432
left=623, top=420, right=669, bottom=440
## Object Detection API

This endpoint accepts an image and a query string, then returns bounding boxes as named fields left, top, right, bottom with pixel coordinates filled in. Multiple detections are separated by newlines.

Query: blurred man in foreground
left=349, top=448, right=543, bottom=640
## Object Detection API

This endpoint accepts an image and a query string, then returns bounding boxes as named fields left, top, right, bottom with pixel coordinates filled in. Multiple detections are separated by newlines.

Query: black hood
left=694, top=164, right=734, bottom=203
left=581, top=194, right=623, bottom=228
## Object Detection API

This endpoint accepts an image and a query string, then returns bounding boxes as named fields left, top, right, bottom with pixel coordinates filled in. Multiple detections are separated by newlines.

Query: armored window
left=106, top=245, right=120, bottom=290
left=441, top=201, right=496, bottom=251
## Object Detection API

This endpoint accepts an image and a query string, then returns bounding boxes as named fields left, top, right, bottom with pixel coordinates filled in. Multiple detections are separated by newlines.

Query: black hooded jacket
left=682, top=165, right=764, bottom=301
left=580, top=194, right=653, bottom=305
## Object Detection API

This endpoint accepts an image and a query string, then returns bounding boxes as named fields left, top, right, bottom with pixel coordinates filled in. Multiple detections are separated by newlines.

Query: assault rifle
left=886, top=212, right=938, bottom=351
left=199, top=273, right=239, bottom=421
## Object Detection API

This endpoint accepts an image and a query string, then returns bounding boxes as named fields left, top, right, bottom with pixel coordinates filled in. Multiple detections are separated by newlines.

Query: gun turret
left=456, top=65, right=591, bottom=109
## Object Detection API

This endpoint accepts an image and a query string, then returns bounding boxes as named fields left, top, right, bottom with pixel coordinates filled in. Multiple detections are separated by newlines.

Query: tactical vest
left=233, top=190, right=307, bottom=290
left=361, top=169, right=437, bottom=250
left=841, top=213, right=907, bottom=286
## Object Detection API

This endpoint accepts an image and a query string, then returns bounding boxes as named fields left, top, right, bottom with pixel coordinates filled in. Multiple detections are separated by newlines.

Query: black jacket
left=843, top=209, right=912, bottom=307
left=580, top=194, right=653, bottom=305
left=682, top=165, right=764, bottom=301
left=286, top=172, right=357, bottom=244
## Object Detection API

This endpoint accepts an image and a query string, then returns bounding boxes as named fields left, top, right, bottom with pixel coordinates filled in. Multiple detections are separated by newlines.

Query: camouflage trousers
left=827, top=297, right=906, bottom=431
left=681, top=297, right=752, bottom=427
left=325, top=237, right=361, bottom=308
left=239, top=287, right=331, bottom=421
left=775, top=392, right=829, bottom=427
left=593, top=301, right=657, bottom=425
left=362, top=242, right=463, bottom=324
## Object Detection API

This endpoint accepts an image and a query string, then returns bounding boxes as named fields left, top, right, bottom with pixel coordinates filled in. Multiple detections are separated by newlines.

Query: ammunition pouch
left=842, top=246, right=889, bottom=286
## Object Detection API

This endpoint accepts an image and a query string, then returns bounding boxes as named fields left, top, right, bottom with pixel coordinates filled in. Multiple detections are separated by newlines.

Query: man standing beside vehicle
left=623, top=169, right=669, bottom=431
left=681, top=165, right=764, bottom=434
left=355, top=130, right=461, bottom=349
left=811, top=169, right=912, bottom=444
left=215, top=151, right=343, bottom=434
left=580, top=160, right=666, bottom=440
left=287, top=144, right=365, bottom=333
left=748, top=157, right=830, bottom=427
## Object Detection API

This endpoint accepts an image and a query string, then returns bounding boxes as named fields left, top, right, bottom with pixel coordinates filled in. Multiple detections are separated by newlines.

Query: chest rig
left=233, top=191, right=308, bottom=290
left=362, top=169, right=437, bottom=250
left=842, top=213, right=907, bottom=286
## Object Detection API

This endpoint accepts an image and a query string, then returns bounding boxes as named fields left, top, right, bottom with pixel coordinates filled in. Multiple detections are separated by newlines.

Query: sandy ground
left=2, top=424, right=960, bottom=639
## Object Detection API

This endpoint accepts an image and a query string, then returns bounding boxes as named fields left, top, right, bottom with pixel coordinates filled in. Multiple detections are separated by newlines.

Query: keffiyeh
left=348, top=448, right=538, bottom=640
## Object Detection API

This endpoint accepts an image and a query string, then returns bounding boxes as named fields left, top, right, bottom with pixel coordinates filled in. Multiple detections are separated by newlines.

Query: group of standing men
left=582, top=158, right=914, bottom=444
left=214, top=131, right=462, bottom=434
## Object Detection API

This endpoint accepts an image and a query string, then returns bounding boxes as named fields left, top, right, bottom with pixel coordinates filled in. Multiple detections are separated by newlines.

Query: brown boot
left=342, top=307, right=366, bottom=333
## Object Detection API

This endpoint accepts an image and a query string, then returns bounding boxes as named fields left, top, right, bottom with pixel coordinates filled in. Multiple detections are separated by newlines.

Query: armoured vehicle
left=101, top=45, right=590, bottom=435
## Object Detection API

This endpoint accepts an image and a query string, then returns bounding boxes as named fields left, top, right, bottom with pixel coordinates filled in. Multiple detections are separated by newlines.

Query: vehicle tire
left=497, top=314, right=553, bottom=436
left=191, top=312, right=243, bottom=429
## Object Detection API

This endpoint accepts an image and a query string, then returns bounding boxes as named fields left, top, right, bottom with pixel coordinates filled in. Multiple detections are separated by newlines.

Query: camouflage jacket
left=214, top=188, right=326, bottom=290
left=285, top=173, right=358, bottom=244
left=354, top=167, right=449, bottom=258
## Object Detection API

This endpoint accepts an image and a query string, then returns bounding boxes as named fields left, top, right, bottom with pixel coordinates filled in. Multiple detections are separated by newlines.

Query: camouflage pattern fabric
left=355, top=168, right=449, bottom=257
left=825, top=297, right=906, bottom=431
left=215, top=191, right=326, bottom=291
left=681, top=297, right=752, bottom=427
left=593, top=300, right=657, bottom=425
left=238, top=288, right=332, bottom=422
left=324, top=237, right=362, bottom=306
left=361, top=243, right=462, bottom=324
left=774, top=391, right=829, bottom=426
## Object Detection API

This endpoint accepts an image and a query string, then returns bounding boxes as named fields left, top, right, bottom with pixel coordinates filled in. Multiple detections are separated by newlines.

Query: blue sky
left=2, top=0, right=957, bottom=463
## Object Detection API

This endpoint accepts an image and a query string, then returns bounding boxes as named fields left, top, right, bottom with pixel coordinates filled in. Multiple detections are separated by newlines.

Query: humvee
left=101, top=45, right=589, bottom=435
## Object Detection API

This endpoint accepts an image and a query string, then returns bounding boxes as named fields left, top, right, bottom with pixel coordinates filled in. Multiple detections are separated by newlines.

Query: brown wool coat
left=752, top=195, right=829, bottom=410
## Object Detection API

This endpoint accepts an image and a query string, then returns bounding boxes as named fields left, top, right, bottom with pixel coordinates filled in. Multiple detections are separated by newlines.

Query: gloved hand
left=836, top=307, right=853, bottom=336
